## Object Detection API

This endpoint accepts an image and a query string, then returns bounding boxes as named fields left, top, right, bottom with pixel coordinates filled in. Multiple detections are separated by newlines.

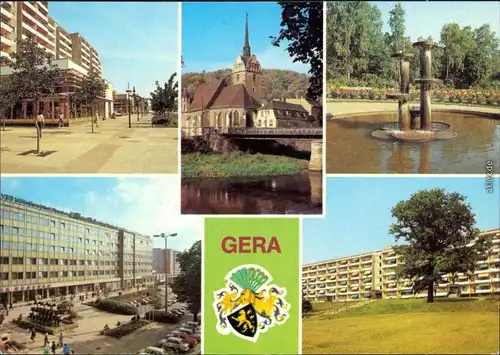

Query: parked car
left=137, top=346, right=165, bottom=355
left=169, top=309, right=183, bottom=316
left=167, top=331, right=197, bottom=347
left=161, top=337, right=189, bottom=352
left=178, top=327, right=201, bottom=341
left=183, top=321, right=200, bottom=329
left=158, top=333, right=196, bottom=348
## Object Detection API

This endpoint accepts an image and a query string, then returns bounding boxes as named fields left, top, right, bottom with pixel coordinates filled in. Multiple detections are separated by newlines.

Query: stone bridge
left=218, top=127, right=323, bottom=140
left=182, top=126, right=323, bottom=171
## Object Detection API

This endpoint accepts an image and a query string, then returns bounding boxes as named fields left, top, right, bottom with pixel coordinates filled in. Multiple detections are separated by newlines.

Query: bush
left=104, top=320, right=149, bottom=339
left=145, top=310, right=181, bottom=324
left=93, top=298, right=137, bottom=315
left=302, top=298, right=313, bottom=313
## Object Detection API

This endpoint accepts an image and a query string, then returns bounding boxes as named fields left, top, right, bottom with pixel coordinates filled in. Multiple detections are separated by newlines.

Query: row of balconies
left=303, top=234, right=499, bottom=275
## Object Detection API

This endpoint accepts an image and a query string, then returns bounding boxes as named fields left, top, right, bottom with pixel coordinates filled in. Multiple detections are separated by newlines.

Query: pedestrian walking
left=36, top=112, right=45, bottom=138
left=59, top=333, right=64, bottom=347
left=43, top=346, right=50, bottom=355
left=44, top=332, right=49, bottom=346
left=94, top=111, right=100, bottom=128
left=8, top=302, right=12, bottom=310
left=58, top=112, right=64, bottom=127
left=30, top=328, right=36, bottom=342
left=51, top=341, right=56, bottom=355
left=63, top=343, right=70, bottom=355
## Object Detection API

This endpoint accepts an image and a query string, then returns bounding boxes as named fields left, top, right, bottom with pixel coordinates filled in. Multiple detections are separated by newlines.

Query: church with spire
left=181, top=13, right=309, bottom=137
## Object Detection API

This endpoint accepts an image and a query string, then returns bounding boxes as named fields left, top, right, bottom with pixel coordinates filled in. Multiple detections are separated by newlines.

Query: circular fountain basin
left=389, top=130, right=437, bottom=142
left=373, top=121, right=456, bottom=141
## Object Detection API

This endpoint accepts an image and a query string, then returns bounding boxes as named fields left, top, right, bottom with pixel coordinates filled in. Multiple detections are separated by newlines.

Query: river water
left=181, top=172, right=322, bottom=215
left=326, top=112, right=500, bottom=174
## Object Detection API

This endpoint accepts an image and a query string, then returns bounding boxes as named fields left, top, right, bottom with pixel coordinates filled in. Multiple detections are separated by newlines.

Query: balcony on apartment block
left=1, top=3, right=13, bottom=20
left=384, top=251, right=398, bottom=260
left=349, top=273, right=360, bottom=280
left=384, top=269, right=396, bottom=276
left=318, top=265, right=327, bottom=271
left=475, top=286, right=492, bottom=294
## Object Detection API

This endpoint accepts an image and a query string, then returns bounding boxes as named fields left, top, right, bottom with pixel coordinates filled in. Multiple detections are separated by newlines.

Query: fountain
left=372, top=40, right=457, bottom=142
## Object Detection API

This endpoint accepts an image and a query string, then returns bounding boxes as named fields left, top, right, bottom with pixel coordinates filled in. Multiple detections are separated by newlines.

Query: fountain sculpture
left=372, top=40, right=457, bottom=142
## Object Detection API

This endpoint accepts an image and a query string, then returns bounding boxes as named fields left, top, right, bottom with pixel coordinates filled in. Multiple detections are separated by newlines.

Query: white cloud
left=82, top=176, right=203, bottom=253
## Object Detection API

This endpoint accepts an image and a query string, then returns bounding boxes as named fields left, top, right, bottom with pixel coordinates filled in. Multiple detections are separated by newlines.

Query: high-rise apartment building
left=0, top=194, right=154, bottom=305
left=303, top=229, right=500, bottom=302
left=0, top=1, right=112, bottom=119
left=152, top=248, right=180, bottom=276
left=0, top=1, right=100, bottom=68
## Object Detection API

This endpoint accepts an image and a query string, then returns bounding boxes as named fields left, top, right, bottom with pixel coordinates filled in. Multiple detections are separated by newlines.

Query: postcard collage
left=0, top=1, right=499, bottom=354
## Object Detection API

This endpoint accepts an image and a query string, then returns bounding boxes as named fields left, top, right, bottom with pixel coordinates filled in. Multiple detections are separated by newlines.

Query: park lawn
left=182, top=152, right=308, bottom=178
left=303, top=298, right=499, bottom=354
left=310, top=301, right=360, bottom=313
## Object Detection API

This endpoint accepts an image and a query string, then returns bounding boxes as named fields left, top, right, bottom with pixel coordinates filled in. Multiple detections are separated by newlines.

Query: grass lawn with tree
left=303, top=297, right=499, bottom=354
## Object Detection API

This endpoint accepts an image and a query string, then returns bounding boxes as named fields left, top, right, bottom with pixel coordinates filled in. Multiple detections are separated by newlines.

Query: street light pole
left=153, top=233, right=177, bottom=313
left=126, top=88, right=132, bottom=128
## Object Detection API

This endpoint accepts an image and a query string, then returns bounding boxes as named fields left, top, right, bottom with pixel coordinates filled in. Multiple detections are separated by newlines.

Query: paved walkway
left=0, top=115, right=178, bottom=174
left=326, top=101, right=500, bottom=117
left=0, top=289, right=190, bottom=354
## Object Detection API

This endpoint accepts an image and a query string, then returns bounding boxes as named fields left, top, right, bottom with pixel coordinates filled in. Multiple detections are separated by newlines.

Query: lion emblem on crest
left=212, top=264, right=290, bottom=342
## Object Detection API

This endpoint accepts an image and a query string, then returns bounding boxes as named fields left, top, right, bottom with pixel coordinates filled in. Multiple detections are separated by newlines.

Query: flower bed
left=103, top=319, right=149, bottom=339
left=327, top=86, right=500, bottom=106
left=0, top=119, right=69, bottom=127
left=90, top=298, right=138, bottom=315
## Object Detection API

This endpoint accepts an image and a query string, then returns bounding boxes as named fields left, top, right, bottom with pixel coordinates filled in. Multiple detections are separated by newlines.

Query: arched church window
left=253, top=74, right=256, bottom=81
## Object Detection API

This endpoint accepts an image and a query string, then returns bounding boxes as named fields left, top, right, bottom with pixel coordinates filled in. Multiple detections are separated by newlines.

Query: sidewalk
left=0, top=114, right=178, bottom=174
left=327, top=101, right=500, bottom=117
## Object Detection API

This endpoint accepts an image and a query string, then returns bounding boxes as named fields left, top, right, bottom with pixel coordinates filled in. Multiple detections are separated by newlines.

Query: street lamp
left=153, top=233, right=177, bottom=312
left=136, top=96, right=140, bottom=122
left=126, top=88, right=132, bottom=128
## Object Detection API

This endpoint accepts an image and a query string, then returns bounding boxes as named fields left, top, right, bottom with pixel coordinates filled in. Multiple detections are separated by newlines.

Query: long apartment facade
left=303, top=229, right=500, bottom=302
left=0, top=194, right=154, bottom=305
left=0, top=1, right=113, bottom=119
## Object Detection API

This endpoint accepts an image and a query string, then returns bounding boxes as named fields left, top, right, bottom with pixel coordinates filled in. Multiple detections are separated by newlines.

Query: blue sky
left=372, top=1, right=500, bottom=42
left=182, top=2, right=309, bottom=74
left=303, top=177, right=500, bottom=264
left=49, top=1, right=178, bottom=98
left=0, top=177, right=202, bottom=252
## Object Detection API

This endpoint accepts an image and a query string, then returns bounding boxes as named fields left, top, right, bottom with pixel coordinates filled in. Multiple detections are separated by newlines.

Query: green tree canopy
left=150, top=73, right=178, bottom=121
left=171, top=240, right=201, bottom=322
left=0, top=81, right=17, bottom=123
left=326, top=2, right=500, bottom=90
left=271, top=1, right=323, bottom=105
left=302, top=297, right=313, bottom=313
left=389, top=188, right=491, bottom=303
left=9, top=35, right=60, bottom=114
left=74, top=68, right=108, bottom=110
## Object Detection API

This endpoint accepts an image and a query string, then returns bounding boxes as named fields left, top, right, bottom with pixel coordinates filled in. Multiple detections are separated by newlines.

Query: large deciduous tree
left=74, top=68, right=108, bottom=132
left=9, top=35, right=60, bottom=117
left=150, top=73, right=178, bottom=123
left=389, top=188, right=491, bottom=303
left=0, top=81, right=17, bottom=129
left=171, top=240, right=201, bottom=322
left=271, top=2, right=323, bottom=109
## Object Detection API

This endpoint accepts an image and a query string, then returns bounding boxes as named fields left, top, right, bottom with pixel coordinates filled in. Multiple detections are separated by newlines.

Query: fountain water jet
left=372, top=41, right=457, bottom=142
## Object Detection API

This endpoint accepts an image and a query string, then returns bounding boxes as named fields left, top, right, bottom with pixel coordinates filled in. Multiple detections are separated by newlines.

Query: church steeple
left=242, top=12, right=251, bottom=58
